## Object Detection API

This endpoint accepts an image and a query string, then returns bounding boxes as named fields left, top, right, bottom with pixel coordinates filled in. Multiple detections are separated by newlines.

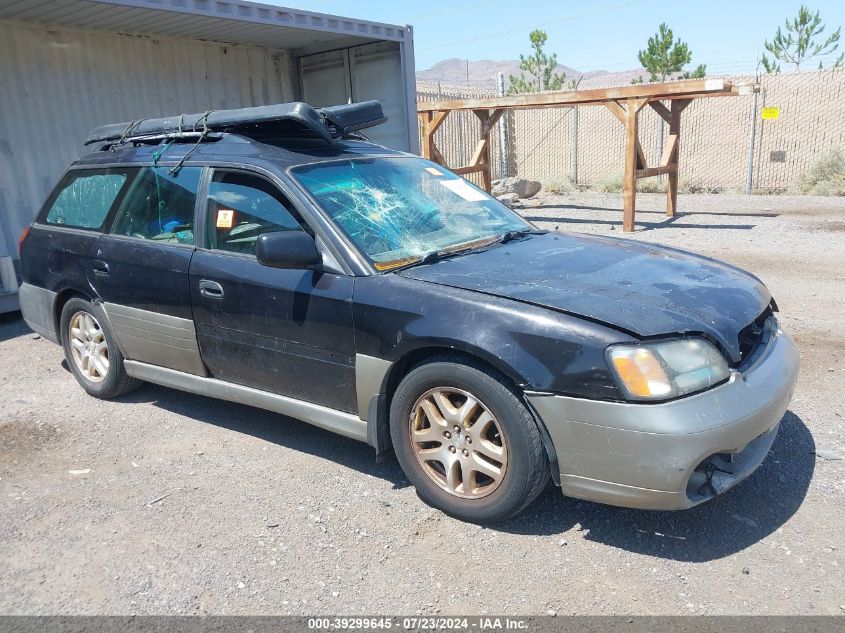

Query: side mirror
left=256, top=231, right=321, bottom=269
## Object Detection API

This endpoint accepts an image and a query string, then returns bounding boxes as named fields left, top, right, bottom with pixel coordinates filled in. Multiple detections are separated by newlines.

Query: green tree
left=761, top=5, right=843, bottom=73
left=508, top=30, right=567, bottom=94
left=682, top=64, right=708, bottom=79
left=637, top=23, right=705, bottom=82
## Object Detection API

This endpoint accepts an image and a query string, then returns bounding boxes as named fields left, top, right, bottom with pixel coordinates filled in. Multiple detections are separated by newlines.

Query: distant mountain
left=416, top=58, right=644, bottom=91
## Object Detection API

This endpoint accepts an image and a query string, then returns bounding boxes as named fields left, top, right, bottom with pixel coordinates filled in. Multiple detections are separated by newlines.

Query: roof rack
left=84, top=100, right=387, bottom=147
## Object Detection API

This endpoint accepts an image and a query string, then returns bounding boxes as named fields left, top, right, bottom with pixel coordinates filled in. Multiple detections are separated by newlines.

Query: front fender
left=352, top=274, right=633, bottom=400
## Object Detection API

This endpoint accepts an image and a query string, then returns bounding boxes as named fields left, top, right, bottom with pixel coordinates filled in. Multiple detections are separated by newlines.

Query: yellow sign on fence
left=762, top=107, right=780, bottom=120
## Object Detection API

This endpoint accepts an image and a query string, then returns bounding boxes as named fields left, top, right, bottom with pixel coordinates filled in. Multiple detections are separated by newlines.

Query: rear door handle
left=199, top=279, right=224, bottom=298
left=92, top=259, right=110, bottom=276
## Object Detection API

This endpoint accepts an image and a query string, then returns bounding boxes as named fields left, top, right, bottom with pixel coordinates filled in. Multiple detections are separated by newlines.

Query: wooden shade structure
left=418, top=79, right=757, bottom=232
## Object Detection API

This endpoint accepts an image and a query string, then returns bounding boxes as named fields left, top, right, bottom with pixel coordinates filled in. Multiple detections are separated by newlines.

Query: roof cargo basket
left=84, top=100, right=387, bottom=147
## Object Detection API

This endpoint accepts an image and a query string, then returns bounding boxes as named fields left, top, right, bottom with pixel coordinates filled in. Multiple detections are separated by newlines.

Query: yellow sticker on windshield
left=216, top=209, right=234, bottom=229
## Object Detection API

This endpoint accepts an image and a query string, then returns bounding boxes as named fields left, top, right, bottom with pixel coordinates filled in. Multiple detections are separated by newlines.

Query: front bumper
left=527, top=327, right=799, bottom=510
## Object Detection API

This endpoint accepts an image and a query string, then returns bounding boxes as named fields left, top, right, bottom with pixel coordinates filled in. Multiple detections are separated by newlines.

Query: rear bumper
left=527, top=327, right=799, bottom=510
left=19, top=282, right=60, bottom=343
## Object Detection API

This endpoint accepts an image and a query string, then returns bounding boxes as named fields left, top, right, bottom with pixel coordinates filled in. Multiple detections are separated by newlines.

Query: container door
left=349, top=41, right=409, bottom=151
left=299, top=42, right=410, bottom=152
left=299, top=50, right=352, bottom=108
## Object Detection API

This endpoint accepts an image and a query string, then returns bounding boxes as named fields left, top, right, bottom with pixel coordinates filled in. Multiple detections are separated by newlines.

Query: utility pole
left=496, top=72, right=508, bottom=178
left=746, top=53, right=761, bottom=195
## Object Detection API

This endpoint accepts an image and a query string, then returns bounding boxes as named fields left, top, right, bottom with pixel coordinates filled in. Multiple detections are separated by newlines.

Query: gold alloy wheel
left=409, top=387, right=508, bottom=499
left=68, top=311, right=109, bottom=383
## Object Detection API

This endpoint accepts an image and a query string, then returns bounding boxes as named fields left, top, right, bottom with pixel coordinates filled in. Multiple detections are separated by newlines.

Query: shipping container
left=0, top=0, right=417, bottom=312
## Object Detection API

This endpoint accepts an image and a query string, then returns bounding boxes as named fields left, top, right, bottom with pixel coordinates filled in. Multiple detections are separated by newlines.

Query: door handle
left=92, top=259, right=110, bottom=276
left=199, top=279, right=224, bottom=298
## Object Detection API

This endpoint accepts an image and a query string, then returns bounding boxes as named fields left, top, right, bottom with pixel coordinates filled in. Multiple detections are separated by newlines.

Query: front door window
left=206, top=171, right=308, bottom=256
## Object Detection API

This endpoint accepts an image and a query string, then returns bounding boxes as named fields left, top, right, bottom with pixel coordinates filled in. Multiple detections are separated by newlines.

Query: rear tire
left=390, top=355, right=549, bottom=523
left=60, top=298, right=142, bottom=399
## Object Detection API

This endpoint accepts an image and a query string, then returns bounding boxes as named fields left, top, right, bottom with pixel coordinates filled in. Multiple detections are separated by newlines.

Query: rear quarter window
left=42, top=170, right=130, bottom=229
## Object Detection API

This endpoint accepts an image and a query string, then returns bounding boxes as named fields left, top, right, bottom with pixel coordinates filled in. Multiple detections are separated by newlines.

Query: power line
left=418, top=0, right=644, bottom=52
left=401, top=0, right=502, bottom=23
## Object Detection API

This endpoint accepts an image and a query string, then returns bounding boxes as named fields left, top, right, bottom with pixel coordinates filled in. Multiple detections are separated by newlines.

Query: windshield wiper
left=383, top=230, right=543, bottom=273
left=385, top=245, right=479, bottom=272
left=498, top=228, right=544, bottom=244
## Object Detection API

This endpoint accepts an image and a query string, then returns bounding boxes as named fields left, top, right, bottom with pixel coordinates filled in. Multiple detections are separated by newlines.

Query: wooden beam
left=469, top=138, right=488, bottom=167
left=629, top=97, right=649, bottom=114
left=604, top=100, right=626, bottom=124
left=635, top=138, right=647, bottom=171
left=473, top=109, right=493, bottom=192
left=648, top=100, right=671, bottom=123
left=451, top=164, right=487, bottom=175
left=431, top=143, right=447, bottom=166
left=659, top=134, right=678, bottom=167
left=420, top=110, right=451, bottom=167
left=428, top=110, right=449, bottom=136
left=480, top=108, right=506, bottom=136
left=623, top=97, right=640, bottom=232
left=636, top=165, right=677, bottom=178
left=674, top=98, right=693, bottom=114
left=418, top=78, right=736, bottom=112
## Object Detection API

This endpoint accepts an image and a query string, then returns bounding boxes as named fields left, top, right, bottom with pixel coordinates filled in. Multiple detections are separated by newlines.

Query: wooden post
left=419, top=110, right=450, bottom=164
left=419, top=112, right=434, bottom=160
left=665, top=99, right=690, bottom=217
left=623, top=98, right=646, bottom=232
left=473, top=109, right=492, bottom=191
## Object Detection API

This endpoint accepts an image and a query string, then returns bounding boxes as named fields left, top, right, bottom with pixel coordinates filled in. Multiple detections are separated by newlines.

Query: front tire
left=60, top=298, right=142, bottom=399
left=390, top=356, right=549, bottom=523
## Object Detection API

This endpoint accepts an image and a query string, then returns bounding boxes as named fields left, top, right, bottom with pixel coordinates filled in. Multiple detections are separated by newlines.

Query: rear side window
left=111, top=166, right=202, bottom=245
left=43, top=170, right=129, bottom=229
left=206, top=171, right=307, bottom=256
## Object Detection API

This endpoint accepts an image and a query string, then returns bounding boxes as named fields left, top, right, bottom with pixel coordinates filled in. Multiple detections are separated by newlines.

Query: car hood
left=397, top=232, right=771, bottom=363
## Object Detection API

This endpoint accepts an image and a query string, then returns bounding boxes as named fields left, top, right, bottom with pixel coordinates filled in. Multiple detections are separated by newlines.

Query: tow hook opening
left=685, top=425, right=779, bottom=505
left=688, top=453, right=738, bottom=502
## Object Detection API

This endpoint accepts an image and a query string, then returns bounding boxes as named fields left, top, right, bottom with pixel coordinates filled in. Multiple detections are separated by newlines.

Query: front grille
left=736, top=308, right=774, bottom=366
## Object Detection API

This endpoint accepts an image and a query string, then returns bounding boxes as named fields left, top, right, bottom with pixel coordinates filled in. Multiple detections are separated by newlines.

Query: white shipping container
left=0, top=0, right=417, bottom=311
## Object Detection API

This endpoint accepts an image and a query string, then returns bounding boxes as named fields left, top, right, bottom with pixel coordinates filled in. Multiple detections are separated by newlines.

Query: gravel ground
left=1, top=192, right=843, bottom=616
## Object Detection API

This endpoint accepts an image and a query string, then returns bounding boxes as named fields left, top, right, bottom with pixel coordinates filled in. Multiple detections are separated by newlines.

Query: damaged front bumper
left=527, top=326, right=799, bottom=510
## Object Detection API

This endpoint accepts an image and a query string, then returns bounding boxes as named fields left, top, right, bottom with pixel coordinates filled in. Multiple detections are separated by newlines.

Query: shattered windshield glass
left=292, top=157, right=530, bottom=270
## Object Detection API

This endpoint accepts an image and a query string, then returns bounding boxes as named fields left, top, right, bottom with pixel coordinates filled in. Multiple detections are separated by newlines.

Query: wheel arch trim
left=359, top=345, right=561, bottom=483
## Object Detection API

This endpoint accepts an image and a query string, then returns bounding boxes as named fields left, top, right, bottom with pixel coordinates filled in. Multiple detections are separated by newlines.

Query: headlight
left=607, top=339, right=731, bottom=401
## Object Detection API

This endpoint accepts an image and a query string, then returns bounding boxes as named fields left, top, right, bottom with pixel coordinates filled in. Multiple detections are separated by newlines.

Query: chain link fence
left=417, top=69, right=845, bottom=192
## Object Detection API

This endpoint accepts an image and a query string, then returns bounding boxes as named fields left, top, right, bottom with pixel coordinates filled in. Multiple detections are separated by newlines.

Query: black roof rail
left=84, top=100, right=386, bottom=147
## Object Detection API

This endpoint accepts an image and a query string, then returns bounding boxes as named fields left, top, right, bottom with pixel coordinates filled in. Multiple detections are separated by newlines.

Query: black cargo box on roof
left=84, top=100, right=387, bottom=146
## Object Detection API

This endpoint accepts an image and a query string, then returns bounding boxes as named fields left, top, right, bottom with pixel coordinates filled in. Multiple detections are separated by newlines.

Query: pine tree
left=508, top=30, right=567, bottom=95
left=637, top=23, right=705, bottom=82
left=761, top=5, right=843, bottom=73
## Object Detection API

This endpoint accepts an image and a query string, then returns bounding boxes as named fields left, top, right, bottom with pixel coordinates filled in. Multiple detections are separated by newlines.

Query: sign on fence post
left=761, top=107, right=780, bottom=120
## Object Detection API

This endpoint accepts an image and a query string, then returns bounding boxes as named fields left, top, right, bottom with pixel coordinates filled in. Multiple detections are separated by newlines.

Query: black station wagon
left=19, top=102, right=799, bottom=522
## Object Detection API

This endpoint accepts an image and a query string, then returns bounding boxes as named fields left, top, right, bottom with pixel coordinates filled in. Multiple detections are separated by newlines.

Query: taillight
left=18, top=226, right=31, bottom=256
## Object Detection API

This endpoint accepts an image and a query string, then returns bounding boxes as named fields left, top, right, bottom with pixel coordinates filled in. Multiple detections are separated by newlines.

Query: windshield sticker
left=440, top=179, right=488, bottom=201
left=216, top=209, right=235, bottom=228
left=425, top=167, right=444, bottom=176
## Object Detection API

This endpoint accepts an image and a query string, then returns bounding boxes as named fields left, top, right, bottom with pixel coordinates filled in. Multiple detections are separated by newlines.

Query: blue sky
left=271, top=0, right=845, bottom=74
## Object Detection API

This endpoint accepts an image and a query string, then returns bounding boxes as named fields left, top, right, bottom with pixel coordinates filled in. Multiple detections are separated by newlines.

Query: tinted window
left=44, top=170, right=129, bottom=229
left=206, top=171, right=306, bottom=256
left=111, top=167, right=202, bottom=245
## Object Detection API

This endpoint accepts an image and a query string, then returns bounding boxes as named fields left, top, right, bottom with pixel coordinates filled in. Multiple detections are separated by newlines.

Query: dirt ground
left=1, top=192, right=843, bottom=616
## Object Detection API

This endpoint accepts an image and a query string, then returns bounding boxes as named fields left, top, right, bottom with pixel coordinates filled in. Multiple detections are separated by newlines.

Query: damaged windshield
left=292, top=157, right=530, bottom=270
